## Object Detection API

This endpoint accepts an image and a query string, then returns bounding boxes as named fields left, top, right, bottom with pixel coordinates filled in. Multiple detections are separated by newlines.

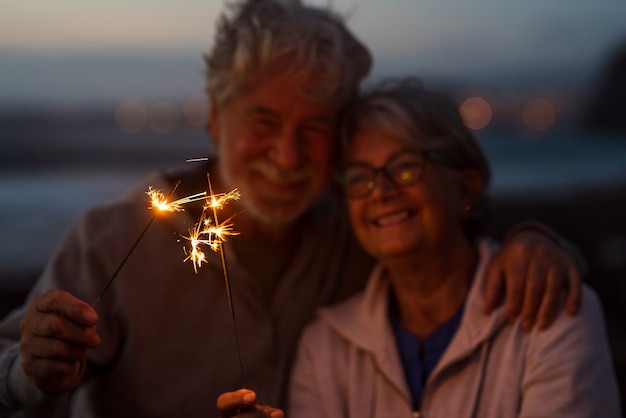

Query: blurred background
left=2, top=0, right=626, bottom=405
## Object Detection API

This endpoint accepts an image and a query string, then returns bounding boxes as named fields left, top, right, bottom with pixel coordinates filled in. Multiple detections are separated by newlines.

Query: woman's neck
left=385, top=238, right=478, bottom=341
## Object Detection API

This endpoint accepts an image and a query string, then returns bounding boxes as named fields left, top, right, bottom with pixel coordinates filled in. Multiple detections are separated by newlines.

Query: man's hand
left=483, top=230, right=582, bottom=332
left=19, top=290, right=100, bottom=394
left=217, top=389, right=284, bottom=418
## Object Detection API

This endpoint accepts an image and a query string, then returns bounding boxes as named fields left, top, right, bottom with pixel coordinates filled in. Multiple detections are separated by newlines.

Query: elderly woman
left=287, top=79, right=621, bottom=417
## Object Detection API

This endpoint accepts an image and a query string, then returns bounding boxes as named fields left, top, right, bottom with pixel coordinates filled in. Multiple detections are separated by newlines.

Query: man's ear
left=208, top=97, right=220, bottom=141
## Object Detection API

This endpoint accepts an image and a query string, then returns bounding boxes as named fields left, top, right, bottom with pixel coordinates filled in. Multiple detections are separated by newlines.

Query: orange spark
left=147, top=186, right=207, bottom=212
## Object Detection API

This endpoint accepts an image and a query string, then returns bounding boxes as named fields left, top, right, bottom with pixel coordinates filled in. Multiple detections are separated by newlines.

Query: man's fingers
left=23, top=357, right=81, bottom=380
left=565, top=265, right=582, bottom=316
left=534, top=269, right=563, bottom=330
left=256, top=406, right=285, bottom=418
left=525, top=256, right=582, bottom=330
left=518, top=259, right=548, bottom=331
left=234, top=411, right=272, bottom=418
left=28, top=335, right=92, bottom=362
left=18, top=291, right=99, bottom=395
left=23, top=291, right=100, bottom=349
left=26, top=310, right=100, bottom=348
left=483, top=267, right=505, bottom=315
left=504, top=264, right=527, bottom=323
left=21, top=357, right=82, bottom=395
left=217, top=389, right=257, bottom=417
left=37, top=290, right=98, bottom=326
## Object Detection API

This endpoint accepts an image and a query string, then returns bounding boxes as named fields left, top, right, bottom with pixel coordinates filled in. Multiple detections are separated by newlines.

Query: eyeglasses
left=337, top=149, right=446, bottom=199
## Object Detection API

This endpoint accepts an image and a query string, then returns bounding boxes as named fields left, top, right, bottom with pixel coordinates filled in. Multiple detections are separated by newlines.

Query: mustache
left=249, top=161, right=314, bottom=184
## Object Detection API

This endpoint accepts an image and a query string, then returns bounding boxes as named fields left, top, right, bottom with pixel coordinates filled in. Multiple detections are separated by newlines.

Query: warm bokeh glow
left=183, top=94, right=209, bottom=127
left=147, top=187, right=207, bottom=212
left=459, top=97, right=492, bottom=130
left=523, top=98, right=556, bottom=131
left=115, top=100, right=148, bottom=133
left=148, top=101, right=180, bottom=134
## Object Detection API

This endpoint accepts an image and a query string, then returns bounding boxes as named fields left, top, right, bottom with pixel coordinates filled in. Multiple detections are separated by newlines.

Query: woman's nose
left=369, top=169, right=400, bottom=197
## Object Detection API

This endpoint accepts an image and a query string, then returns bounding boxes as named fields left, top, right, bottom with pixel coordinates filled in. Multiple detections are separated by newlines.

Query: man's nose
left=271, top=128, right=306, bottom=169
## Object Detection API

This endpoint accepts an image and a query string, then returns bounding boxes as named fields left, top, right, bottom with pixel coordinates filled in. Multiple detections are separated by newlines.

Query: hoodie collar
left=317, top=239, right=508, bottom=390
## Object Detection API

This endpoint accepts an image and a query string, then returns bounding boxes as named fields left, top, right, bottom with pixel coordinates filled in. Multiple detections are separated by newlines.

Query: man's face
left=210, top=72, right=338, bottom=231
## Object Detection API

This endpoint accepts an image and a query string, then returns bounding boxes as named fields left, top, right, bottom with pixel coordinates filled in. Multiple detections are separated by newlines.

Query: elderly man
left=0, top=1, right=581, bottom=417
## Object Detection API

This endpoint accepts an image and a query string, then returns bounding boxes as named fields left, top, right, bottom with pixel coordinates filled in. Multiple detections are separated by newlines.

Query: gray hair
left=340, top=78, right=492, bottom=234
left=205, top=0, right=372, bottom=107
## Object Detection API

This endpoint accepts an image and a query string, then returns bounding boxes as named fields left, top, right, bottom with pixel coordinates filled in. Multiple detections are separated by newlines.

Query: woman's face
left=344, top=128, right=480, bottom=261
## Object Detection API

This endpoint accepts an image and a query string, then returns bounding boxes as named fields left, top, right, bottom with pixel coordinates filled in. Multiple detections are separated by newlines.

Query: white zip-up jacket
left=289, top=240, right=621, bottom=418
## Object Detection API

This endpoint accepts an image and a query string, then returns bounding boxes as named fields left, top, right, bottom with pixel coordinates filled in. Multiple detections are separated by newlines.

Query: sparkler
left=92, top=181, right=183, bottom=307
left=179, top=175, right=245, bottom=386
left=92, top=171, right=246, bottom=386
left=180, top=186, right=240, bottom=272
left=208, top=178, right=245, bottom=387
left=146, top=186, right=208, bottom=212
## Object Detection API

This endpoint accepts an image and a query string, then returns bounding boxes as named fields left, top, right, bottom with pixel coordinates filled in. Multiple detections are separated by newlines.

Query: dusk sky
left=3, top=0, right=626, bottom=286
left=2, top=0, right=626, bottom=106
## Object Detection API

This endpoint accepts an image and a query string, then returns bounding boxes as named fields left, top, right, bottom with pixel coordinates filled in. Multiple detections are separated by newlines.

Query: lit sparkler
left=147, top=186, right=208, bottom=212
left=93, top=181, right=184, bottom=306
left=178, top=175, right=245, bottom=386
left=179, top=186, right=240, bottom=271
left=181, top=216, right=238, bottom=271
left=93, top=172, right=246, bottom=386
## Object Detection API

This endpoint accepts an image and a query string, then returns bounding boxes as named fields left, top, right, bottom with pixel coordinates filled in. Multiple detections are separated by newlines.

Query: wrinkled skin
left=484, top=229, right=581, bottom=331
left=20, top=290, right=100, bottom=394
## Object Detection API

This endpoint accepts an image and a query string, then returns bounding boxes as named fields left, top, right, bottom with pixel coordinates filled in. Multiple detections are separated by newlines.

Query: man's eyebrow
left=244, top=106, right=278, bottom=118
left=244, top=106, right=334, bottom=124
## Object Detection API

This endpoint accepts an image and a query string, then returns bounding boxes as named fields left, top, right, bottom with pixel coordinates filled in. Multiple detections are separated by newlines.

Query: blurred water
left=0, top=170, right=145, bottom=279
left=0, top=121, right=209, bottom=287
left=1, top=125, right=625, bottom=288
left=481, top=133, right=626, bottom=195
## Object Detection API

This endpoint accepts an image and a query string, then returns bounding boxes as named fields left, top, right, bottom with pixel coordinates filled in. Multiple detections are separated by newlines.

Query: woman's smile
left=371, top=208, right=417, bottom=227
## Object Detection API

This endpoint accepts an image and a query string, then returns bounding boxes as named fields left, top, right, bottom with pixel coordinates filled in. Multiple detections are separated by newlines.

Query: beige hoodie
left=289, top=240, right=621, bottom=418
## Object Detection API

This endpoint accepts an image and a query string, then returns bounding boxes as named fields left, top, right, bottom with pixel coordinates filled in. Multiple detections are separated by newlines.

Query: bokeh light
left=522, top=98, right=556, bottom=131
left=148, top=101, right=180, bottom=134
left=115, top=100, right=148, bottom=133
left=183, top=94, right=209, bottom=127
left=459, top=96, right=492, bottom=130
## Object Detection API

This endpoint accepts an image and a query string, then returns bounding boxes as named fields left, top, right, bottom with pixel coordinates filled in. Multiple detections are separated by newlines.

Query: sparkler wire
left=218, top=242, right=245, bottom=388
left=93, top=181, right=181, bottom=307
left=207, top=175, right=246, bottom=388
